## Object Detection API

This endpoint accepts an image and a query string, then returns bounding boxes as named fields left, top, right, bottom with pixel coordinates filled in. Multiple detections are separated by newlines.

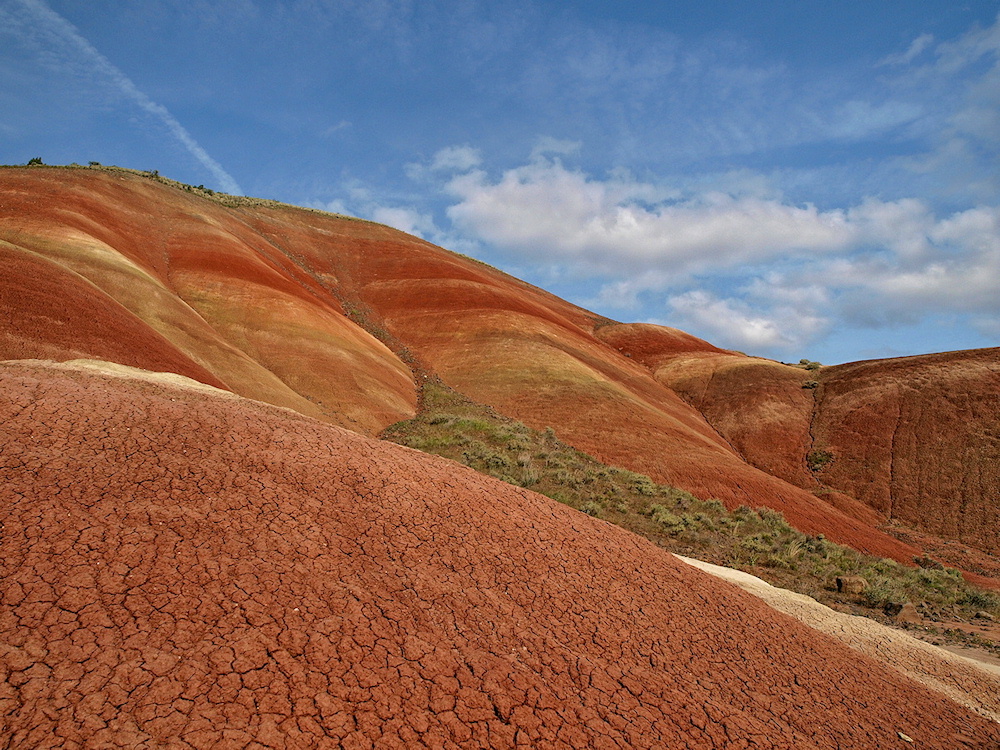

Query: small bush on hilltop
left=382, top=381, right=1000, bottom=633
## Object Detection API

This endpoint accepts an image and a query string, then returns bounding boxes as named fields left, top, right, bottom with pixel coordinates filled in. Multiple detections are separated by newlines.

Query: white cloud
left=370, top=205, right=438, bottom=238
left=826, top=205, right=1000, bottom=312
left=588, top=271, right=673, bottom=311
left=879, top=33, right=935, bottom=67
left=316, top=198, right=350, bottom=215
left=932, top=14, right=1000, bottom=75
left=825, top=100, right=923, bottom=141
left=12, top=0, right=242, bottom=194
left=430, top=145, right=482, bottom=172
left=436, top=151, right=1000, bottom=354
left=404, top=145, right=482, bottom=183
left=355, top=198, right=483, bottom=256
left=845, top=198, right=936, bottom=260
left=733, top=204, right=1000, bottom=336
left=530, top=136, right=582, bottom=160
left=321, top=120, right=352, bottom=137
left=880, top=15, right=1000, bottom=202
left=445, top=157, right=854, bottom=276
left=664, top=290, right=828, bottom=353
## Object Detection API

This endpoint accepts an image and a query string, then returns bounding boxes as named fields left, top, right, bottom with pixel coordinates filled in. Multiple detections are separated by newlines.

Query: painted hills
left=2, top=166, right=1000, bottom=746
left=2, top=166, right=997, bottom=574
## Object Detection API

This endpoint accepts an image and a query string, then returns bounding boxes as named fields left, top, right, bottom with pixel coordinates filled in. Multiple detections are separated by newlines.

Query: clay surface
left=0, top=168, right=417, bottom=436
left=814, top=351, right=1000, bottom=557
left=2, top=360, right=998, bottom=748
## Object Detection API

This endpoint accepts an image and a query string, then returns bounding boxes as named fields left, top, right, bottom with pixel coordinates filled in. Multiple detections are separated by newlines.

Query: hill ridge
left=1, top=165, right=997, bottom=581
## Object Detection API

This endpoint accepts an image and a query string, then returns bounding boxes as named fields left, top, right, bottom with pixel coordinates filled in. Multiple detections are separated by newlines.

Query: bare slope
left=0, top=167, right=416, bottom=436
left=242, top=192, right=925, bottom=563
left=632, top=328, right=1000, bottom=564
left=814, top=351, right=1000, bottom=556
left=1, top=360, right=997, bottom=749
left=1, top=166, right=994, bottom=576
left=675, top=555, right=1000, bottom=725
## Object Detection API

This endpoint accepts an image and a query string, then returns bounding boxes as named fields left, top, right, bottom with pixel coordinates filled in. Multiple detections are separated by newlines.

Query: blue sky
left=2, top=0, right=998, bottom=364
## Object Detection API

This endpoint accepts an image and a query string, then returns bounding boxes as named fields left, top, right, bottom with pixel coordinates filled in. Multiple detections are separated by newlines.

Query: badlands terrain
left=1, top=165, right=999, bottom=747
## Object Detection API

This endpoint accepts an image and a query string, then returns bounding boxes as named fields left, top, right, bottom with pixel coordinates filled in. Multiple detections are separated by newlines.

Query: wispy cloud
left=444, top=156, right=852, bottom=276
left=429, top=145, right=482, bottom=172
left=879, top=33, right=935, bottom=67
left=12, top=0, right=242, bottom=194
left=664, top=290, right=827, bottom=352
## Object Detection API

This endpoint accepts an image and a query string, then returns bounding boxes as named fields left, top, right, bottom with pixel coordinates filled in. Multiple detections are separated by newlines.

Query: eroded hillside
left=638, top=333, right=1000, bottom=569
left=1, top=165, right=997, bottom=580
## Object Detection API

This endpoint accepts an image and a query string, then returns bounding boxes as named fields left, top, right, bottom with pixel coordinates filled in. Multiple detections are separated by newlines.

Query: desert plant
left=27, top=157, right=43, bottom=166
left=806, top=449, right=834, bottom=472
left=648, top=504, right=684, bottom=530
left=960, top=590, right=1000, bottom=610
left=862, top=575, right=907, bottom=608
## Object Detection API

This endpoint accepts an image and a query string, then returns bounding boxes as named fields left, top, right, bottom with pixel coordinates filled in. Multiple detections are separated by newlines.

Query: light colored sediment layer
left=1, top=359, right=239, bottom=398
left=676, top=555, right=1000, bottom=724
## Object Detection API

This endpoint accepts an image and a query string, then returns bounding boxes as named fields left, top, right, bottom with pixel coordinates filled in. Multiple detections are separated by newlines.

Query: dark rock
left=836, top=576, right=869, bottom=595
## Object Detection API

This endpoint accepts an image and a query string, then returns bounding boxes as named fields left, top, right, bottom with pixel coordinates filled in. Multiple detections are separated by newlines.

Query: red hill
left=1, top=360, right=996, bottom=748
left=1, top=165, right=996, bottom=582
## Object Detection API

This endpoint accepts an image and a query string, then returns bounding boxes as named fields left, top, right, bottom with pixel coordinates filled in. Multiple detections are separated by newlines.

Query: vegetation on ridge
left=383, top=382, right=1000, bottom=640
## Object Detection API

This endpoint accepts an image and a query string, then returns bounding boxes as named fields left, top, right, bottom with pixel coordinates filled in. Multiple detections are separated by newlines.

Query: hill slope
left=1, top=165, right=997, bottom=580
left=1, top=360, right=997, bottom=748
left=639, top=336, right=1000, bottom=568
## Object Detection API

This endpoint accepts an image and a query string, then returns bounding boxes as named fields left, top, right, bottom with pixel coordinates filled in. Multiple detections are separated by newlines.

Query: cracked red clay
left=1, top=361, right=998, bottom=749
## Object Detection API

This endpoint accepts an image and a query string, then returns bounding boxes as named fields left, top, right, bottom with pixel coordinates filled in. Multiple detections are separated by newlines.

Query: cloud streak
left=13, top=0, right=242, bottom=195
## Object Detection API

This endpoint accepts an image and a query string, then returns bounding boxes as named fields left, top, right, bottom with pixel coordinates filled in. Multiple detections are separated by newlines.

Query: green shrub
left=648, top=504, right=684, bottom=530
left=960, top=589, right=1000, bottom=611
left=633, top=475, right=658, bottom=496
left=807, top=449, right=834, bottom=472
left=862, top=575, right=906, bottom=607
left=757, top=507, right=790, bottom=531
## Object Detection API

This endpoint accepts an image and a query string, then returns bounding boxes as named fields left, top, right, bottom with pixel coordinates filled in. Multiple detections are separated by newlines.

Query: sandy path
left=676, top=555, right=1000, bottom=724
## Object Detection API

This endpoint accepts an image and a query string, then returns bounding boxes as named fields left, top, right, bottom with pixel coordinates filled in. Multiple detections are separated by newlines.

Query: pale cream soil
left=676, top=555, right=1000, bottom=724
